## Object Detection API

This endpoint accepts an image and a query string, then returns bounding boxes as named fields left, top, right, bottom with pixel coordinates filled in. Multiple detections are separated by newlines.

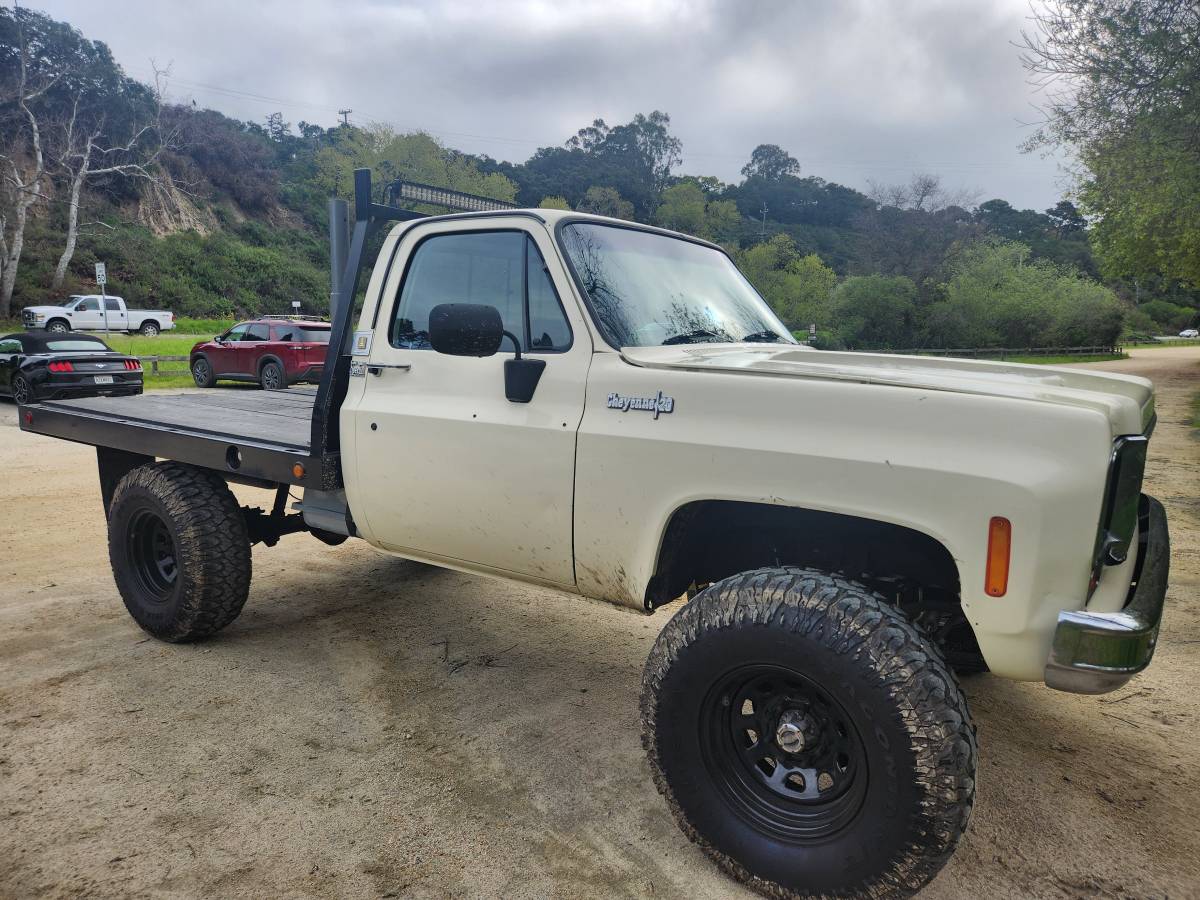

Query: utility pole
left=759, top=203, right=769, bottom=240
left=338, top=108, right=352, bottom=126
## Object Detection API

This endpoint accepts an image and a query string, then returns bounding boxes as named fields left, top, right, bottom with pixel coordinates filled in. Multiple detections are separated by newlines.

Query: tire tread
left=108, top=462, right=251, bottom=642
left=640, top=566, right=977, bottom=899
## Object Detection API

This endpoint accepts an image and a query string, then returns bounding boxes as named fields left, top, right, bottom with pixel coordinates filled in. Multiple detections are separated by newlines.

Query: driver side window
left=390, top=231, right=571, bottom=352
left=224, top=324, right=248, bottom=341
left=76, top=298, right=99, bottom=312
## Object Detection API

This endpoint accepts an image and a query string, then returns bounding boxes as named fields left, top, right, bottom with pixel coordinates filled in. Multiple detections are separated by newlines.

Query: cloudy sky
left=36, top=0, right=1071, bottom=209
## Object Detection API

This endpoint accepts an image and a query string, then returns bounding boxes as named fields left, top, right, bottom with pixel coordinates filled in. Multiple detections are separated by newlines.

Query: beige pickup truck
left=20, top=172, right=1170, bottom=899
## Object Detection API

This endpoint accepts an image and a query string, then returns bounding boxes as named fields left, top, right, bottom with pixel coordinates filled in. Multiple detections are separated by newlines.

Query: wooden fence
left=140, top=355, right=190, bottom=375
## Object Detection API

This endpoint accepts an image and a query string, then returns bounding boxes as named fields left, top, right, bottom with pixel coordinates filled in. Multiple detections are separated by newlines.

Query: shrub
left=832, top=275, right=919, bottom=349
left=926, top=241, right=1124, bottom=348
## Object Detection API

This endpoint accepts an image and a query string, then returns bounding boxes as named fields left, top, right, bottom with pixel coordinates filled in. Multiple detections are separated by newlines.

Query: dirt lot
left=1, top=347, right=1197, bottom=899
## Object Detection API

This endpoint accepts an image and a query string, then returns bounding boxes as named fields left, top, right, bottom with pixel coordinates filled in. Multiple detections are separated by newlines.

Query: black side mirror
left=429, top=303, right=504, bottom=357
left=428, top=303, right=546, bottom=403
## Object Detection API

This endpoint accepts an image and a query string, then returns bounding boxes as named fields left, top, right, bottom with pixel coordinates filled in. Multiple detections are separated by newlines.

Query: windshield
left=559, top=223, right=795, bottom=348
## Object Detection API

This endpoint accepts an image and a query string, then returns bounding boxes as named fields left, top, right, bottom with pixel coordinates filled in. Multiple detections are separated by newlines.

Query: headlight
left=34, top=314, right=45, bottom=320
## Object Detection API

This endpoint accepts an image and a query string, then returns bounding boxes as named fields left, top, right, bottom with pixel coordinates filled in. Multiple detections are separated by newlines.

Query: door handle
left=367, top=363, right=412, bottom=376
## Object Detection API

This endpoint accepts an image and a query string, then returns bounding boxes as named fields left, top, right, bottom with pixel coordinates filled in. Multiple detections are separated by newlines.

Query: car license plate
left=94, top=375, right=114, bottom=384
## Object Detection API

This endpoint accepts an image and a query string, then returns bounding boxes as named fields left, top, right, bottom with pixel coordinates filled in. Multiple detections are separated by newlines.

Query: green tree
left=654, top=180, right=745, bottom=242
left=832, top=275, right=919, bottom=349
left=736, top=235, right=837, bottom=330
left=577, top=185, right=634, bottom=220
left=1020, top=0, right=1200, bottom=286
left=655, top=180, right=707, bottom=234
left=1138, top=299, right=1196, bottom=332
left=741, top=144, right=801, bottom=181
left=537, top=195, right=571, bottom=210
left=313, top=125, right=517, bottom=213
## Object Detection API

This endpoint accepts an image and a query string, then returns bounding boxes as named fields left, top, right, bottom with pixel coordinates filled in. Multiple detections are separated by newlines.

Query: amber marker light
left=984, top=516, right=1012, bottom=597
left=292, top=462, right=305, bottom=479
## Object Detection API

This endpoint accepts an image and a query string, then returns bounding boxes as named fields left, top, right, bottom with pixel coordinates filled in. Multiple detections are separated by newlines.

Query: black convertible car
left=0, top=330, right=143, bottom=404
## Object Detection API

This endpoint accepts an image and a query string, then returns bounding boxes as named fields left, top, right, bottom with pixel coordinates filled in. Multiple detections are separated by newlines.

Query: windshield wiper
left=740, top=330, right=789, bottom=343
left=662, top=329, right=726, bottom=345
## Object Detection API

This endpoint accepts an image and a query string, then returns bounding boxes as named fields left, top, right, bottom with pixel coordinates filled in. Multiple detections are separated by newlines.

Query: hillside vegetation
left=2, top=5, right=1197, bottom=350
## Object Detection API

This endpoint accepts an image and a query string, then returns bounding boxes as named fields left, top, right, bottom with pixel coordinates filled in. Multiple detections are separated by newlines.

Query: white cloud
left=36, top=0, right=1070, bottom=207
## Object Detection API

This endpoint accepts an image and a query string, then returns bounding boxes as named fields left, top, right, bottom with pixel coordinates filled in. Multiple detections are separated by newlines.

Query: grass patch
left=1191, top=389, right=1200, bottom=430
left=1005, top=352, right=1128, bottom=365
left=100, top=333, right=206, bottom=357
left=174, top=317, right=235, bottom=335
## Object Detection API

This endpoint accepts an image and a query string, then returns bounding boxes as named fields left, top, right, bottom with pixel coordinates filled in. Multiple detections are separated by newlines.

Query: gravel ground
left=1, top=347, right=1197, bottom=899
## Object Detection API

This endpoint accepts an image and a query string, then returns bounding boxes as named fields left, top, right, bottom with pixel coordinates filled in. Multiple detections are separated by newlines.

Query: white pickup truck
left=19, top=172, right=1170, bottom=900
left=23, top=295, right=175, bottom=336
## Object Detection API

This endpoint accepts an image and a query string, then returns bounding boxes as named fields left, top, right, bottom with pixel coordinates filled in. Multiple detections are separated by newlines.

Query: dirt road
left=2, top=347, right=1197, bottom=899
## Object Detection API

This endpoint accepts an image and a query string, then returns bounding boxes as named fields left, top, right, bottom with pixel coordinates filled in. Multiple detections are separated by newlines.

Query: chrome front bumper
left=1045, top=495, right=1170, bottom=694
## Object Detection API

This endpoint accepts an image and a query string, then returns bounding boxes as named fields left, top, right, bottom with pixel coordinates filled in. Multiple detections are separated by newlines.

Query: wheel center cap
left=775, top=709, right=816, bottom=754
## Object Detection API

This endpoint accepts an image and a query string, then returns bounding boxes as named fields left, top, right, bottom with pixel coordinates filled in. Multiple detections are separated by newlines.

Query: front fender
left=573, top=353, right=1114, bottom=681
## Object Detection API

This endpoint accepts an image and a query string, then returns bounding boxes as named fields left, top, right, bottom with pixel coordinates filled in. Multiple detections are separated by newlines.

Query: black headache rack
left=20, top=169, right=516, bottom=492
left=310, top=171, right=518, bottom=481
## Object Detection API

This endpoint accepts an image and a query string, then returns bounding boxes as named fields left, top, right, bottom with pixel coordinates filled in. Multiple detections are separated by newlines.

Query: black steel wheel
left=191, top=357, right=215, bottom=388
left=11, top=374, right=31, bottom=405
left=700, top=666, right=868, bottom=844
left=260, top=360, right=284, bottom=390
left=108, top=462, right=251, bottom=642
left=124, top=507, right=178, bottom=601
left=139, top=321, right=160, bottom=336
left=642, top=568, right=976, bottom=899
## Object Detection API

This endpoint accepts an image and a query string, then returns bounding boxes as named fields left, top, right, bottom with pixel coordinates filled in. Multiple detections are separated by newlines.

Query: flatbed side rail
left=20, top=401, right=324, bottom=489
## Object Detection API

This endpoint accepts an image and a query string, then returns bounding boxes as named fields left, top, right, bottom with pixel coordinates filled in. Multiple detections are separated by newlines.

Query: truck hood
left=23, top=305, right=71, bottom=314
left=620, top=344, right=1154, bottom=436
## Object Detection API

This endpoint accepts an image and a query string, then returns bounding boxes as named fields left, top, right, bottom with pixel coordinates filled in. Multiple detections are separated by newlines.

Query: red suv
left=189, top=317, right=330, bottom=389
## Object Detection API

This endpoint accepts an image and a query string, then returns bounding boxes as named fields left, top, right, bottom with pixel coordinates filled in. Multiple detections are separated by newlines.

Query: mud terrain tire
left=108, top=462, right=251, bottom=642
left=641, top=567, right=976, bottom=899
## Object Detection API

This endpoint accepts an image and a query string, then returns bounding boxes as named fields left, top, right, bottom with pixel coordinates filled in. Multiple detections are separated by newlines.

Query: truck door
left=104, top=298, right=126, bottom=330
left=72, top=297, right=102, bottom=329
left=211, top=323, right=247, bottom=375
left=346, top=224, right=590, bottom=586
left=239, top=323, right=271, bottom=375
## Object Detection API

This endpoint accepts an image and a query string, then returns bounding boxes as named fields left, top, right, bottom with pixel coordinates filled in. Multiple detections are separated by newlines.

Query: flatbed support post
left=97, top=446, right=153, bottom=519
